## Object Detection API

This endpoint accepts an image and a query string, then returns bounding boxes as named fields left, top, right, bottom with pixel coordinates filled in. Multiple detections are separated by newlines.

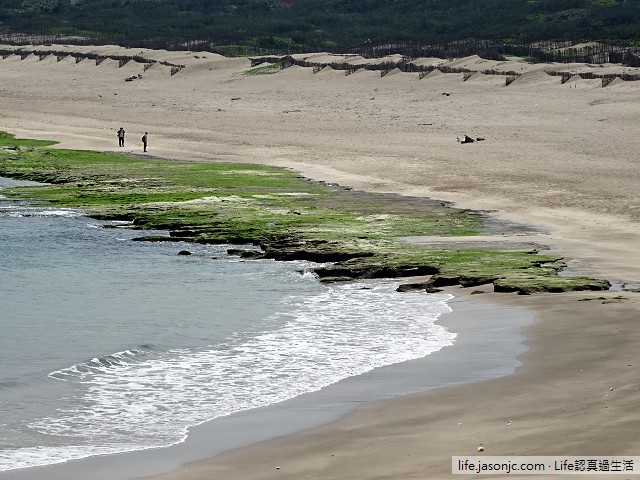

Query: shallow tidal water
left=0, top=176, right=458, bottom=473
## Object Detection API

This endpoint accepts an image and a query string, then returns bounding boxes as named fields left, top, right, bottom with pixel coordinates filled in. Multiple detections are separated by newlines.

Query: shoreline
left=139, top=289, right=640, bottom=480
left=0, top=288, right=535, bottom=480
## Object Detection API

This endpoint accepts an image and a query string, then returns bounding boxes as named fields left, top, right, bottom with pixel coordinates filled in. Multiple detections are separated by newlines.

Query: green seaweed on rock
left=0, top=132, right=611, bottom=294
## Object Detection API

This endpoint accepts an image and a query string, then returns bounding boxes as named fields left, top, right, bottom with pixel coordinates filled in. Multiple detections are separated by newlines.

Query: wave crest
left=49, top=346, right=156, bottom=381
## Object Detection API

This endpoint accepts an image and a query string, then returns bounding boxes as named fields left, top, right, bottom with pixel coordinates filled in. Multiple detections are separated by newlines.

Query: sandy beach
left=1, top=44, right=639, bottom=479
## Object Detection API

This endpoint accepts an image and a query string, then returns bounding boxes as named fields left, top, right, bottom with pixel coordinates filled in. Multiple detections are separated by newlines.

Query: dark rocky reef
left=493, top=278, right=611, bottom=295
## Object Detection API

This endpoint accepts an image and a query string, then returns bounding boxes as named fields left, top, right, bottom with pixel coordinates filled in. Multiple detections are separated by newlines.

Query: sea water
left=0, top=176, right=456, bottom=472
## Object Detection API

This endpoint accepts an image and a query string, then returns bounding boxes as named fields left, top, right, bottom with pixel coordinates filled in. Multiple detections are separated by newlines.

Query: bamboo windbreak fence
left=3, top=41, right=640, bottom=86
left=249, top=54, right=640, bottom=86
left=2, top=33, right=640, bottom=66
left=0, top=47, right=185, bottom=75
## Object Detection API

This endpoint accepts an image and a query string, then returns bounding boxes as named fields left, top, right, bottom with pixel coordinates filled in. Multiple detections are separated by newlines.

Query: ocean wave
left=88, top=220, right=133, bottom=229
left=48, top=346, right=156, bottom=381
left=4, top=282, right=455, bottom=471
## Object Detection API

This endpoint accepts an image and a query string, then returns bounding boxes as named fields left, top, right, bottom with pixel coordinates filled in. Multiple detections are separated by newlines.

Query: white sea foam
left=0, top=282, right=454, bottom=471
left=1, top=207, right=83, bottom=218
left=300, top=268, right=320, bottom=281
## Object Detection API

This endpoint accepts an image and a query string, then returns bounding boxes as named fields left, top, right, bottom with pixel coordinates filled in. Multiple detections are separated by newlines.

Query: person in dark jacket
left=117, top=127, right=125, bottom=147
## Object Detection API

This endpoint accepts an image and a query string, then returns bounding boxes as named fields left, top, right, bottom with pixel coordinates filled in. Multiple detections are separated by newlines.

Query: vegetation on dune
left=0, top=132, right=611, bottom=294
left=243, top=63, right=282, bottom=76
left=1, top=0, right=640, bottom=53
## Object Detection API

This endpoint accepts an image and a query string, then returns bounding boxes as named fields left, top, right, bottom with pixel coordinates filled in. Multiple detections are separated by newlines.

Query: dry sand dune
left=314, top=66, right=344, bottom=79
left=460, top=71, right=507, bottom=87
left=409, top=56, right=445, bottom=68
left=1, top=45, right=640, bottom=480
left=508, top=69, right=561, bottom=87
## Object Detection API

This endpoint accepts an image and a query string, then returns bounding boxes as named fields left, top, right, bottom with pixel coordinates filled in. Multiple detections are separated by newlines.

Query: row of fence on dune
left=3, top=33, right=640, bottom=67
left=2, top=43, right=639, bottom=88
left=0, top=47, right=185, bottom=75
left=352, top=40, right=640, bottom=67
left=251, top=55, right=640, bottom=88
left=545, top=69, right=640, bottom=87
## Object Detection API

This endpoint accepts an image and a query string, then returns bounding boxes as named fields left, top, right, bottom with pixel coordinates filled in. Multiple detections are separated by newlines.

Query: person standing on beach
left=142, top=132, right=148, bottom=152
left=117, top=127, right=125, bottom=147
